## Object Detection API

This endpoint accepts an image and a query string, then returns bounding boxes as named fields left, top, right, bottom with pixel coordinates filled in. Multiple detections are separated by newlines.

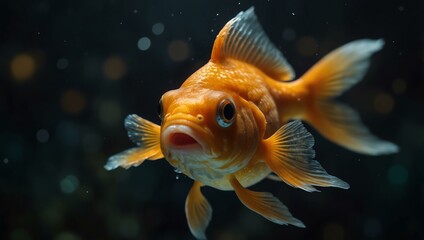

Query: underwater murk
left=1, top=1, right=422, bottom=240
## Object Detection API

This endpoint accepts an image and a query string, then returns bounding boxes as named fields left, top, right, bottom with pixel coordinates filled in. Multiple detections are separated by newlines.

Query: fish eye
left=216, top=99, right=236, bottom=128
left=157, top=98, right=163, bottom=120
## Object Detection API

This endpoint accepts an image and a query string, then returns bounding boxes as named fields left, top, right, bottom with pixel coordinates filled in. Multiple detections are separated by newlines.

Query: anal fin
left=230, top=175, right=304, bottom=227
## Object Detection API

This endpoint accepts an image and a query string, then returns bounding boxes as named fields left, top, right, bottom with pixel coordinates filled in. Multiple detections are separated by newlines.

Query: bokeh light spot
left=98, top=100, right=121, bottom=126
left=323, top=222, right=345, bottom=240
left=392, top=78, right=406, bottom=94
left=61, top=89, right=86, bottom=114
left=36, top=129, right=50, bottom=143
left=373, top=92, right=394, bottom=114
left=168, top=40, right=190, bottom=62
left=388, top=164, right=408, bottom=185
left=57, top=58, right=69, bottom=70
left=11, top=54, right=36, bottom=82
left=152, top=22, right=165, bottom=35
left=137, top=37, right=151, bottom=51
left=3, top=158, right=9, bottom=164
left=60, top=175, right=79, bottom=194
left=296, top=36, right=318, bottom=57
left=103, top=56, right=127, bottom=80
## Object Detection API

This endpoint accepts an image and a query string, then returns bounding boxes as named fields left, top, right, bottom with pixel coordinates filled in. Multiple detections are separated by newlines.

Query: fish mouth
left=162, top=124, right=205, bottom=152
left=170, top=132, right=198, bottom=146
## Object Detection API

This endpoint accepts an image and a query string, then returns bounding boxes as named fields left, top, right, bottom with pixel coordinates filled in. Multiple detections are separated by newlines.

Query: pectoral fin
left=262, top=120, right=350, bottom=192
left=230, top=175, right=304, bottom=228
left=104, top=114, right=163, bottom=170
left=185, top=181, right=212, bottom=240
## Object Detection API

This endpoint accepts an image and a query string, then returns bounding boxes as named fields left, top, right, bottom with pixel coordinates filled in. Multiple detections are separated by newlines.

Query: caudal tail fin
left=301, top=39, right=398, bottom=155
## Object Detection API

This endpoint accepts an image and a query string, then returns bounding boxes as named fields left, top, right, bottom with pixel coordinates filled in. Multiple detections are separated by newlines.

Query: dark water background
left=1, top=0, right=423, bottom=239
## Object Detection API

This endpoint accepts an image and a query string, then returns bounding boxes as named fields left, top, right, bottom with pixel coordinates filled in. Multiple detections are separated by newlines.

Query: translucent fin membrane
left=263, top=121, right=350, bottom=192
left=211, top=7, right=295, bottom=81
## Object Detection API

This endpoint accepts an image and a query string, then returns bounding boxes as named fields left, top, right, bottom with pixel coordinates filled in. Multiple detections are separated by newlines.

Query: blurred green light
left=56, top=232, right=81, bottom=240
left=152, top=22, right=165, bottom=35
left=387, top=164, right=408, bottom=185
left=60, top=175, right=79, bottom=194
left=137, top=37, right=151, bottom=51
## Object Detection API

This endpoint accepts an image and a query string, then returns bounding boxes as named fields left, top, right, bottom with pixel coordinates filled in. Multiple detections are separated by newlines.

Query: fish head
left=159, top=86, right=260, bottom=181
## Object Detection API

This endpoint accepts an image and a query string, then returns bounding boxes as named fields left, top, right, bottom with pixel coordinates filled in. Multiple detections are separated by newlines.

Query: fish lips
left=161, top=124, right=208, bottom=153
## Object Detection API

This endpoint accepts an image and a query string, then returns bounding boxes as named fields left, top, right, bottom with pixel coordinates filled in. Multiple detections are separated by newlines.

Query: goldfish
left=105, top=7, right=398, bottom=239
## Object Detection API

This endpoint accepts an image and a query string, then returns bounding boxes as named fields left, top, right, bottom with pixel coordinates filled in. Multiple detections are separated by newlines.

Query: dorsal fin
left=211, top=7, right=295, bottom=81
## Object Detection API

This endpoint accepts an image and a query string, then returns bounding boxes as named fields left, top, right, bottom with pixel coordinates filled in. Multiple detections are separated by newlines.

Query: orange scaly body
left=106, top=7, right=398, bottom=239
left=162, top=59, right=278, bottom=190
